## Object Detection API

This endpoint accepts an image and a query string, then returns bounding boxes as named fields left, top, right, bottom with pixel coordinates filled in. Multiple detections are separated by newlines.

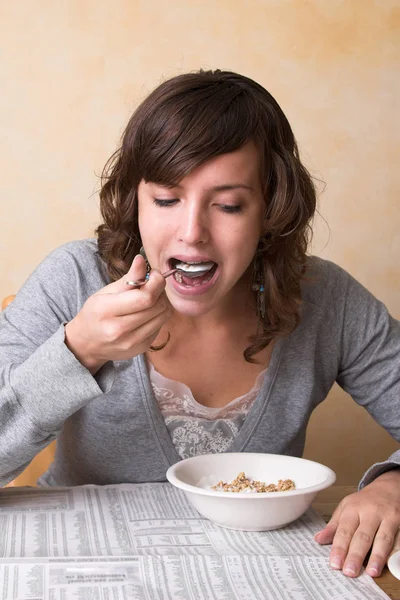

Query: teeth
left=174, top=260, right=215, bottom=274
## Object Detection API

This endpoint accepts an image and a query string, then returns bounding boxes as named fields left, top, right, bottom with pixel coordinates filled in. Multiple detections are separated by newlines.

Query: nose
left=178, top=203, right=209, bottom=245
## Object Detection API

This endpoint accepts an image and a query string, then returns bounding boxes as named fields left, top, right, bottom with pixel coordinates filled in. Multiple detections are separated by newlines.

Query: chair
left=2, top=293, right=56, bottom=486
left=1, top=295, right=15, bottom=310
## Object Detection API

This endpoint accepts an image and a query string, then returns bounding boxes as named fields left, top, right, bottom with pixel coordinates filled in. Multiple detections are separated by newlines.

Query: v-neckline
left=135, top=336, right=286, bottom=466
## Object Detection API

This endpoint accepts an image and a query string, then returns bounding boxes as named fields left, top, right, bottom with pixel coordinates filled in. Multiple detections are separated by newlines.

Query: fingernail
left=330, top=556, right=342, bottom=569
left=343, top=562, right=357, bottom=576
left=367, top=562, right=380, bottom=577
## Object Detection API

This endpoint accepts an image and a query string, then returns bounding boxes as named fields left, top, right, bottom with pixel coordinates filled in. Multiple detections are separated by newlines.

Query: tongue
left=177, top=264, right=216, bottom=286
left=181, top=272, right=210, bottom=286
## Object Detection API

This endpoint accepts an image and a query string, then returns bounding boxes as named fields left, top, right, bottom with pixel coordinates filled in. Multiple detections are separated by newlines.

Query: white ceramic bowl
left=166, top=453, right=336, bottom=531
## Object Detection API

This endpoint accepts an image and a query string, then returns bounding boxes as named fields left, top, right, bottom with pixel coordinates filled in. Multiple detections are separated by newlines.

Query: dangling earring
left=255, top=282, right=265, bottom=321
left=252, top=247, right=266, bottom=321
left=139, top=246, right=151, bottom=279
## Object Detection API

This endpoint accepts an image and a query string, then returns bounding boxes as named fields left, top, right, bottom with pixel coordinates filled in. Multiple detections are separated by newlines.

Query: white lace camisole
left=147, top=361, right=267, bottom=460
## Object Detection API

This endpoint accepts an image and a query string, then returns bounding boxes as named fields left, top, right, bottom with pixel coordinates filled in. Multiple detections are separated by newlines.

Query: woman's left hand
left=314, top=469, right=400, bottom=577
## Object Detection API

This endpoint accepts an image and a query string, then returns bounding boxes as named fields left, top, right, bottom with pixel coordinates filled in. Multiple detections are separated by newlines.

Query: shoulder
left=44, top=238, right=103, bottom=267
left=299, top=256, right=396, bottom=338
left=33, top=238, right=109, bottom=287
left=13, top=238, right=110, bottom=317
left=301, top=255, right=366, bottom=307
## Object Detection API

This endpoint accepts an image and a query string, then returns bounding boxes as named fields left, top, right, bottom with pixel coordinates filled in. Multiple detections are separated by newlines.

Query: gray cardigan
left=0, top=239, right=399, bottom=487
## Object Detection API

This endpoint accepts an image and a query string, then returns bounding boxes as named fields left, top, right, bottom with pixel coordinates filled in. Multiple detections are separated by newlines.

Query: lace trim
left=148, top=361, right=267, bottom=419
left=147, top=361, right=267, bottom=460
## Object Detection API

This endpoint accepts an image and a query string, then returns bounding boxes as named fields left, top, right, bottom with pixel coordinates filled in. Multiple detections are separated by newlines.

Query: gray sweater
left=0, top=239, right=399, bottom=487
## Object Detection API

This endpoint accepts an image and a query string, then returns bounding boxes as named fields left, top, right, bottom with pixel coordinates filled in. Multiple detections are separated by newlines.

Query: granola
left=211, top=471, right=295, bottom=493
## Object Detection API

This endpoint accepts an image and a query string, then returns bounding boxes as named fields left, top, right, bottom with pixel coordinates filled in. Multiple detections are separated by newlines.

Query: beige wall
left=1, top=1, right=399, bottom=484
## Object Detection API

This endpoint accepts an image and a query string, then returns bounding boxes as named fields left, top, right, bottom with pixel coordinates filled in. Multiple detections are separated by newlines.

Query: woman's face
left=138, top=142, right=266, bottom=317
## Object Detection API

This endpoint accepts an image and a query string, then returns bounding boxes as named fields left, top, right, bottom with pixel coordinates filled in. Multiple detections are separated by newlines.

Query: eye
left=219, top=204, right=242, bottom=214
left=153, top=198, right=179, bottom=207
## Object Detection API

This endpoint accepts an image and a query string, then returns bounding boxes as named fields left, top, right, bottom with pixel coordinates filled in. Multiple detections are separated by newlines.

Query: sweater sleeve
left=331, top=264, right=400, bottom=486
left=0, top=241, right=115, bottom=486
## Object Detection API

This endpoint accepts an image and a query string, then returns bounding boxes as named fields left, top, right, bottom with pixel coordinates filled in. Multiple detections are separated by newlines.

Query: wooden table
left=313, top=486, right=399, bottom=599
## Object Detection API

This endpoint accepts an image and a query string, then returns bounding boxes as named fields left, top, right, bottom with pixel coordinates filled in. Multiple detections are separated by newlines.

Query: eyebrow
left=207, top=184, right=253, bottom=192
left=168, top=183, right=254, bottom=192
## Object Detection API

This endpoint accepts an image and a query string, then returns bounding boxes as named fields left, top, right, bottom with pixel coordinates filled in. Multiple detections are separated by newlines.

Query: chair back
left=1, top=295, right=15, bottom=310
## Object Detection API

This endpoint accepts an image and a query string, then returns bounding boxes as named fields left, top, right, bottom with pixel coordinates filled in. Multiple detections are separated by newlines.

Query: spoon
left=126, top=268, right=178, bottom=289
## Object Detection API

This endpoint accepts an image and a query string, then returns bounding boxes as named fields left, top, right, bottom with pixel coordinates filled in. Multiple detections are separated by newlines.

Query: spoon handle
left=126, top=268, right=177, bottom=289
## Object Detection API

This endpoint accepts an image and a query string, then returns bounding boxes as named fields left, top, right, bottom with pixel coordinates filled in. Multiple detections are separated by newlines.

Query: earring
left=139, top=246, right=151, bottom=278
left=252, top=282, right=265, bottom=321
left=252, top=248, right=266, bottom=321
left=256, top=283, right=266, bottom=321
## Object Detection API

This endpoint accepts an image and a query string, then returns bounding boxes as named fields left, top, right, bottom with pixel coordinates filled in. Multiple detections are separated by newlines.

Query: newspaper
left=0, top=483, right=389, bottom=599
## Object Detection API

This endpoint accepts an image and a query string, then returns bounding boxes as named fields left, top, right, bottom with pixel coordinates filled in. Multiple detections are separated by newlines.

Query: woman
left=1, top=69, right=399, bottom=579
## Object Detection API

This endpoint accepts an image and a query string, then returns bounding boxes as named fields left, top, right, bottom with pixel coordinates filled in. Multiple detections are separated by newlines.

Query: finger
left=341, top=515, right=381, bottom=578
left=137, top=268, right=166, bottom=295
left=366, top=520, right=400, bottom=578
left=119, top=270, right=167, bottom=316
left=104, top=302, right=171, bottom=342
left=101, top=270, right=168, bottom=317
left=116, top=309, right=171, bottom=357
left=314, top=506, right=341, bottom=545
left=315, top=521, right=339, bottom=545
left=123, top=254, right=149, bottom=289
left=328, top=513, right=360, bottom=572
left=97, top=254, right=148, bottom=295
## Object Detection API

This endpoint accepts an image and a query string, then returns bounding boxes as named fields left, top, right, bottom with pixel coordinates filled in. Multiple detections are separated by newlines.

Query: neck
left=167, top=279, right=257, bottom=336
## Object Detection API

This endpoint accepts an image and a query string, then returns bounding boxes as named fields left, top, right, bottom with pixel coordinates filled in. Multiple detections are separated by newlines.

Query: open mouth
left=169, top=258, right=218, bottom=287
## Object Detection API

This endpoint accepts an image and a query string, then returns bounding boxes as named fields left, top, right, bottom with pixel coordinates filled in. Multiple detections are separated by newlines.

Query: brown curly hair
left=96, top=69, right=316, bottom=362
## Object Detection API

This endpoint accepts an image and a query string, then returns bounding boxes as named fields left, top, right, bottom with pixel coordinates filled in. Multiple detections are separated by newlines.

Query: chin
left=167, top=295, right=218, bottom=318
